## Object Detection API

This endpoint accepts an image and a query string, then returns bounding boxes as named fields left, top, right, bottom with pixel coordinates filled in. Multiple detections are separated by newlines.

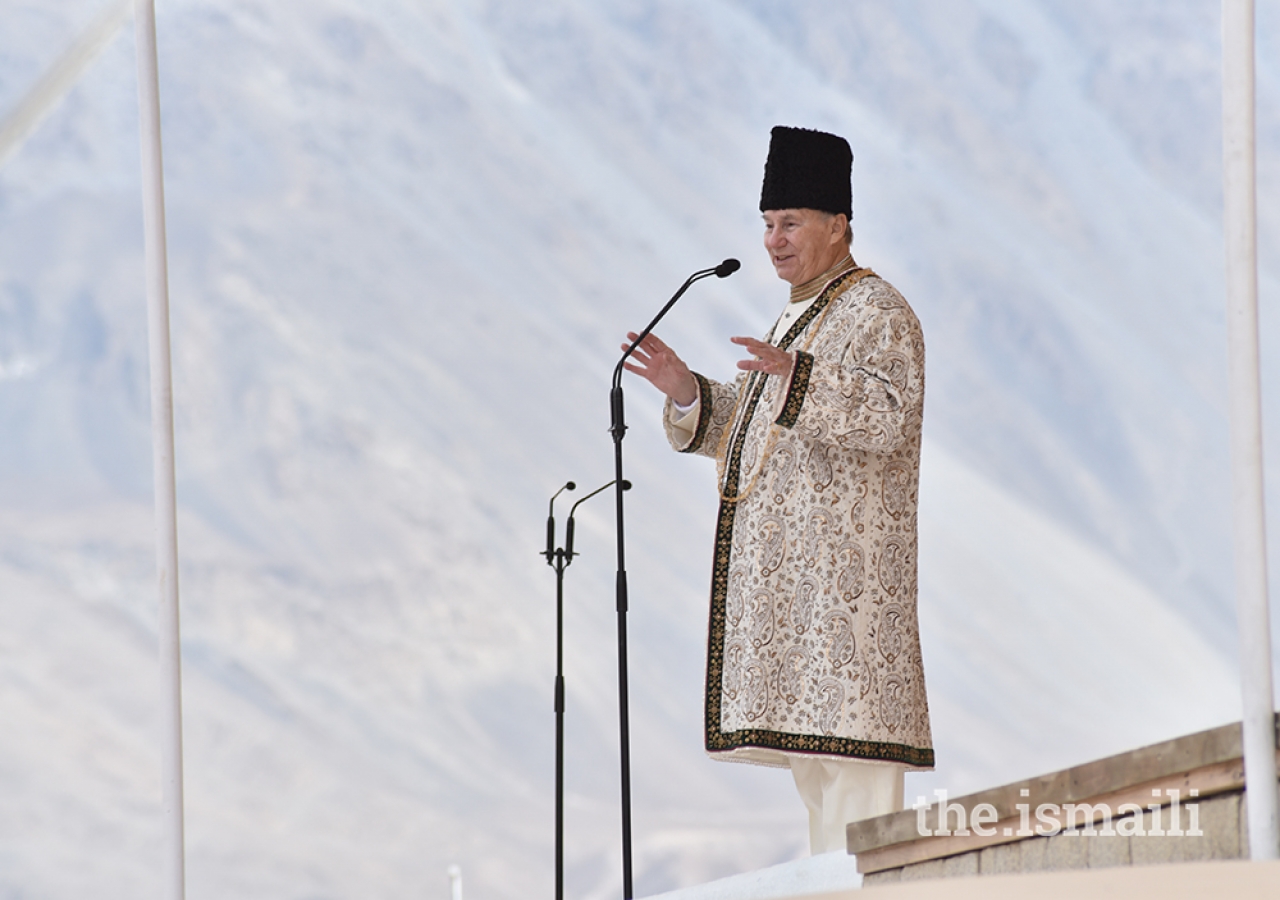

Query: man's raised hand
left=621, top=332, right=699, bottom=407
left=732, top=336, right=795, bottom=381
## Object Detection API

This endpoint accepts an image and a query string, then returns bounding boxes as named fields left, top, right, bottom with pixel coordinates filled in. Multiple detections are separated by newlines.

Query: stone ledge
left=862, top=793, right=1246, bottom=886
left=646, top=858, right=1280, bottom=900
left=849, top=858, right=1280, bottom=899
left=848, top=714, right=1280, bottom=877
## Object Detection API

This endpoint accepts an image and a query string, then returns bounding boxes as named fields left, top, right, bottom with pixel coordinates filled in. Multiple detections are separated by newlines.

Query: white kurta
left=666, top=266, right=934, bottom=771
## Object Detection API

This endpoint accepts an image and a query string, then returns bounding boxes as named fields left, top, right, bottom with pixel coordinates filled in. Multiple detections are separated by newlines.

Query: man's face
left=762, top=208, right=847, bottom=286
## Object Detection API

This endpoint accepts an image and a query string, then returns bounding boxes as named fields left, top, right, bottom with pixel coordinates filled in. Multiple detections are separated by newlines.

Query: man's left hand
left=732, top=336, right=795, bottom=381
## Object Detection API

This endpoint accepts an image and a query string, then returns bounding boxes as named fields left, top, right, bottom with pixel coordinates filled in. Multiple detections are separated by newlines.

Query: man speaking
left=624, top=126, right=933, bottom=855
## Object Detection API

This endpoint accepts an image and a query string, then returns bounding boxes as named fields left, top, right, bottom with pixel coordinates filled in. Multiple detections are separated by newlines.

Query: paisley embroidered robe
left=665, top=268, right=934, bottom=769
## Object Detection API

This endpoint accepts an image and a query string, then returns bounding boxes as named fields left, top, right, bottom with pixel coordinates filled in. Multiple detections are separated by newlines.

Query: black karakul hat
left=759, top=126, right=853, bottom=217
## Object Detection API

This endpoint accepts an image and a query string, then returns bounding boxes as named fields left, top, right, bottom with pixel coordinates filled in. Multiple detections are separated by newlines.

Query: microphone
left=613, top=258, right=741, bottom=401
left=567, top=479, right=630, bottom=559
left=715, top=258, right=740, bottom=278
left=545, top=482, right=576, bottom=560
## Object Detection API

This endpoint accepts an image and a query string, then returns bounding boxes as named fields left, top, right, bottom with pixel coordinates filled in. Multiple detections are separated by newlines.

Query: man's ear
left=832, top=214, right=849, bottom=244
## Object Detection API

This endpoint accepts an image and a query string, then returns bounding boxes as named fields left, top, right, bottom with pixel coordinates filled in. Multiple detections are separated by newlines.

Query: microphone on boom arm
left=613, top=258, right=741, bottom=402
left=714, top=258, right=741, bottom=278
left=565, top=479, right=630, bottom=559
left=606, top=257, right=738, bottom=900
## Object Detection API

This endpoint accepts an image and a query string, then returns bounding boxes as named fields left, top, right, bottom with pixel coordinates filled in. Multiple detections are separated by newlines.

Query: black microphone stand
left=543, top=478, right=627, bottom=900
left=543, top=480, right=575, bottom=900
left=608, top=258, right=739, bottom=899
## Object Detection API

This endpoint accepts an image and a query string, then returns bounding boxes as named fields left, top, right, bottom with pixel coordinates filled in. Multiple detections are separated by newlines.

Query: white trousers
left=789, top=756, right=905, bottom=855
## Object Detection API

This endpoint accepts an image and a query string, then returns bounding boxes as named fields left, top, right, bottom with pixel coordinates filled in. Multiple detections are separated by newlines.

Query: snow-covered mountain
left=0, top=1, right=1277, bottom=897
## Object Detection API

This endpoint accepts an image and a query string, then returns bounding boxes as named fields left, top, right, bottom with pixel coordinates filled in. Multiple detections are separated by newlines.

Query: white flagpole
left=133, top=0, right=187, bottom=895
left=1222, top=0, right=1278, bottom=861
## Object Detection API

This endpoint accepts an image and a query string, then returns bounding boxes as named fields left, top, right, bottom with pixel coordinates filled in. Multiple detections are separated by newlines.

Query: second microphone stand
left=543, top=478, right=626, bottom=900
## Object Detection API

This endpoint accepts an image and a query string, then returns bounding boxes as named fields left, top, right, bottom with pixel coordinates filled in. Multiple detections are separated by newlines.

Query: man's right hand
left=621, top=332, right=698, bottom=407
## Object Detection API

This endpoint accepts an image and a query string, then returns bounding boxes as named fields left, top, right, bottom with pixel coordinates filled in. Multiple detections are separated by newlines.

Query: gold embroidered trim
left=708, top=729, right=936, bottom=767
left=774, top=351, right=813, bottom=429
left=788, top=254, right=855, bottom=303
left=677, top=373, right=715, bottom=454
